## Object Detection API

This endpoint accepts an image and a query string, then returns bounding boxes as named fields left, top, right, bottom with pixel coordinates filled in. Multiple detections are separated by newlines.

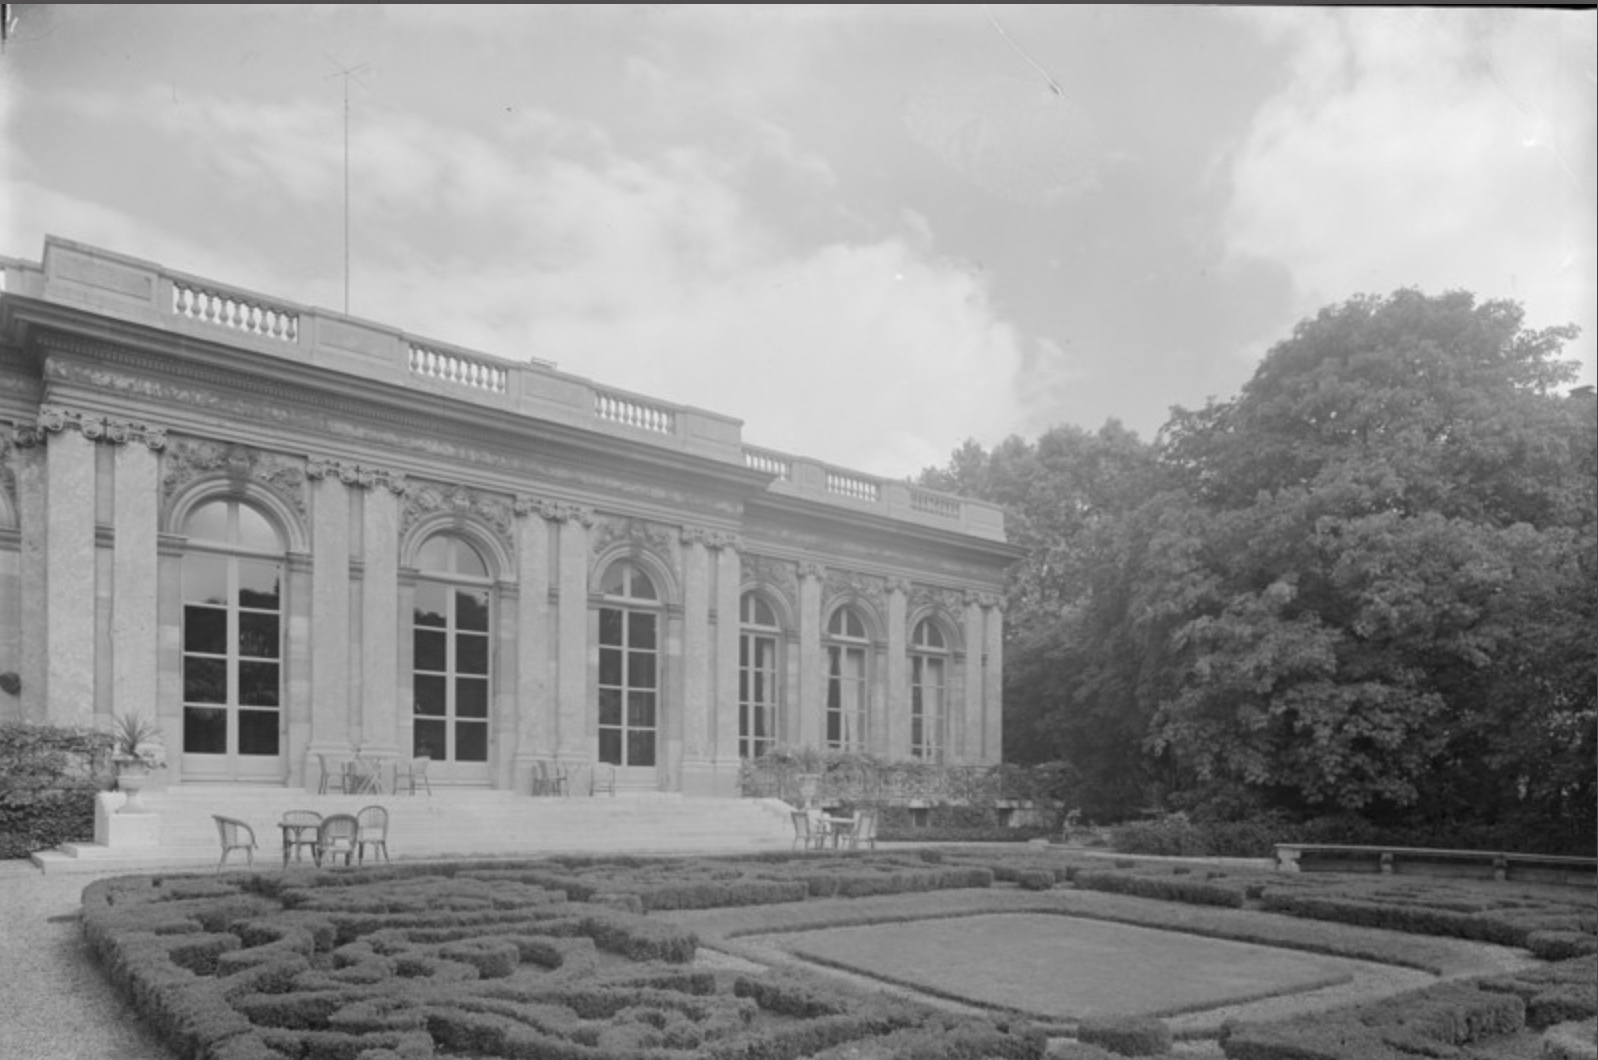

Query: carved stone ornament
left=513, top=495, right=594, bottom=525
left=306, top=455, right=406, bottom=493
left=823, top=568, right=886, bottom=612
left=741, top=554, right=798, bottom=616
left=884, top=576, right=912, bottom=597
left=160, top=437, right=307, bottom=518
left=592, top=515, right=676, bottom=561
left=402, top=481, right=515, bottom=556
left=911, top=583, right=966, bottom=619
left=680, top=526, right=742, bottom=551
left=19, top=403, right=167, bottom=451
left=796, top=560, right=826, bottom=581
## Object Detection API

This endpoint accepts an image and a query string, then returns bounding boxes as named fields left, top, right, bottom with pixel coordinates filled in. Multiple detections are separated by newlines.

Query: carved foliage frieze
left=402, top=481, right=515, bottom=557
left=513, top=496, right=595, bottom=526
left=306, top=456, right=406, bottom=493
left=14, top=403, right=167, bottom=451
left=823, top=568, right=886, bottom=614
left=741, top=553, right=798, bottom=615
left=160, top=437, right=306, bottom=518
left=910, top=583, right=967, bottom=620
left=592, top=515, right=676, bottom=563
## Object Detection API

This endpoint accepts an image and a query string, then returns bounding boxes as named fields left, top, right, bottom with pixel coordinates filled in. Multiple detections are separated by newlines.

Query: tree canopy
left=924, top=289, right=1594, bottom=849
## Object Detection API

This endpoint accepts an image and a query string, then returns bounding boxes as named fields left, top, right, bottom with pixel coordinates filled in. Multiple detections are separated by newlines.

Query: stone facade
left=0, top=238, right=1022, bottom=796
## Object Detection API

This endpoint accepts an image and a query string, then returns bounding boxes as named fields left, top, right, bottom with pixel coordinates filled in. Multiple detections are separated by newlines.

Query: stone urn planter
left=114, top=760, right=153, bottom=814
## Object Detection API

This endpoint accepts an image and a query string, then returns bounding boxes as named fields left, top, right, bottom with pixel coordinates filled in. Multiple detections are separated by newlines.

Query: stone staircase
left=31, top=787, right=799, bottom=875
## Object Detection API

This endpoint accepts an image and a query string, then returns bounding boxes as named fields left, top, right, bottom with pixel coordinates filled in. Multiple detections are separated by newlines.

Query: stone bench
left=1274, top=843, right=1596, bottom=887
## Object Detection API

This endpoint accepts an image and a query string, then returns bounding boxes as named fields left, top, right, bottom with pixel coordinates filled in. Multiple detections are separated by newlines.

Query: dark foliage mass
left=921, top=289, right=1595, bottom=852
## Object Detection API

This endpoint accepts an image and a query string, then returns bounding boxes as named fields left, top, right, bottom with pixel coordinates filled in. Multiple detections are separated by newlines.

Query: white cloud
left=1223, top=8, right=1596, bottom=378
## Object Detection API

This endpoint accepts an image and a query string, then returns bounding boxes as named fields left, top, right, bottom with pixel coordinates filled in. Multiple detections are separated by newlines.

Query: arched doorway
left=179, top=498, right=285, bottom=782
left=411, top=533, right=493, bottom=784
left=596, top=558, right=661, bottom=788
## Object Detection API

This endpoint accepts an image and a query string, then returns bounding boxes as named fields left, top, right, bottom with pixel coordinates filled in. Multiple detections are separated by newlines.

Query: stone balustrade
left=5, top=236, right=1006, bottom=539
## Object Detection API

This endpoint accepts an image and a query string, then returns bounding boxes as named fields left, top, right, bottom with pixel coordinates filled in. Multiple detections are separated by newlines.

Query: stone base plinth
left=94, top=792, right=160, bottom=847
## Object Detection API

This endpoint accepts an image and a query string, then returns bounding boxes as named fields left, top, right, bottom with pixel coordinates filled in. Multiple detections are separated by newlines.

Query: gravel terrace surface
left=0, top=860, right=171, bottom=1060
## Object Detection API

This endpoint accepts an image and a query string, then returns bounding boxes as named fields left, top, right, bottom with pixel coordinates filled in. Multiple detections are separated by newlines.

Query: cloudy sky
left=3, top=5, right=1593, bottom=479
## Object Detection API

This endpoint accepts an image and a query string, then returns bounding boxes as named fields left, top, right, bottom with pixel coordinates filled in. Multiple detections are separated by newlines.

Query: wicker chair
left=314, top=813, right=360, bottom=868
left=839, top=807, right=879, bottom=852
left=790, top=810, right=825, bottom=852
left=356, top=805, right=390, bottom=864
left=393, top=756, right=432, bottom=796
left=212, top=815, right=257, bottom=873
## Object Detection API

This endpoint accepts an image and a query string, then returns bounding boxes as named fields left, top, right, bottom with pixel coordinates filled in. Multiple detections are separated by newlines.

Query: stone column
left=554, top=506, right=593, bottom=762
left=963, top=591, right=985, bottom=765
left=111, top=437, right=161, bottom=742
left=307, top=466, right=351, bottom=756
left=884, top=577, right=909, bottom=759
left=678, top=527, right=712, bottom=791
left=711, top=537, right=742, bottom=794
left=510, top=497, right=555, bottom=795
left=359, top=474, right=403, bottom=758
left=982, top=593, right=1004, bottom=763
left=13, top=436, right=46, bottom=722
left=43, top=417, right=96, bottom=725
left=796, top=563, right=824, bottom=750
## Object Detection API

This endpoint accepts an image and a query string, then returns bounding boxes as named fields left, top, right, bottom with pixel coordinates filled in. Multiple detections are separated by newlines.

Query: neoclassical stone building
left=0, top=237, right=1021, bottom=796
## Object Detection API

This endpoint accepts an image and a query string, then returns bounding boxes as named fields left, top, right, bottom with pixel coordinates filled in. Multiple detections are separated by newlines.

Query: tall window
left=181, top=499, right=283, bottom=761
left=598, top=560, right=659, bottom=768
left=910, top=619, right=948, bottom=762
left=739, top=593, right=781, bottom=759
left=413, top=535, right=491, bottom=764
left=825, top=606, right=869, bottom=752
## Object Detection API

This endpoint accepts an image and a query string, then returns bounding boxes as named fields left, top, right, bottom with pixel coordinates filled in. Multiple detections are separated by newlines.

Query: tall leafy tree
left=1147, top=290, right=1593, bottom=844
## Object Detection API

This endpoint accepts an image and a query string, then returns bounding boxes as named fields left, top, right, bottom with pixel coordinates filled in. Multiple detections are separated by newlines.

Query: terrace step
left=32, top=788, right=798, bottom=874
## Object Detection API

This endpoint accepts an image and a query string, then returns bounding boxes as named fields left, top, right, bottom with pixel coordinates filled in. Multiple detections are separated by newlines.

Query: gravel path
left=0, top=860, right=171, bottom=1060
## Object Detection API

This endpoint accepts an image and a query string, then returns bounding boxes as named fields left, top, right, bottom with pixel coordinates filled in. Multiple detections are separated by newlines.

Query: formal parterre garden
left=81, top=847, right=1596, bottom=1060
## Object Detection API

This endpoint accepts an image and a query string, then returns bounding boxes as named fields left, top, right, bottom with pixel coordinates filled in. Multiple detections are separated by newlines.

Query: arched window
left=598, top=560, right=659, bottom=768
left=181, top=499, right=284, bottom=776
left=910, top=618, right=948, bottom=762
left=413, top=534, right=491, bottom=765
left=739, top=593, right=782, bottom=759
left=825, top=605, right=869, bottom=752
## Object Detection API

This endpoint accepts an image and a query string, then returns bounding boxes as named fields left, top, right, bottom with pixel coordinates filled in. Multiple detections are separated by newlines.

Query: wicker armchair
left=315, top=813, right=360, bottom=868
left=356, top=805, right=390, bottom=864
left=212, top=815, right=257, bottom=873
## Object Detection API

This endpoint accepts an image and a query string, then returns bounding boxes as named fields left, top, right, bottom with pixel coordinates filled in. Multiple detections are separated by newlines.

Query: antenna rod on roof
left=325, top=57, right=370, bottom=315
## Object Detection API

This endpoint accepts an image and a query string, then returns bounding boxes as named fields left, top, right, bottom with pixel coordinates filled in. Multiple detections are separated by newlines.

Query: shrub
left=1015, top=869, right=1054, bottom=892
left=1074, top=870, right=1246, bottom=909
left=1076, top=1014, right=1172, bottom=1056
left=0, top=722, right=111, bottom=858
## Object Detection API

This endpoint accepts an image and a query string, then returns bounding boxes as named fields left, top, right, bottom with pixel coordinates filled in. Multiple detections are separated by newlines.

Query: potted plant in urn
left=109, top=712, right=166, bottom=814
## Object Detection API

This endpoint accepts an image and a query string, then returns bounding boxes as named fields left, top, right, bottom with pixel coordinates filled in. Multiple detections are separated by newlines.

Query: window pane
left=184, top=502, right=229, bottom=544
left=455, top=720, right=488, bottom=761
left=600, top=563, right=626, bottom=596
left=599, top=728, right=622, bottom=765
left=236, top=505, right=279, bottom=552
left=456, top=589, right=489, bottom=632
left=414, top=629, right=447, bottom=672
left=627, top=691, right=655, bottom=728
left=414, top=719, right=447, bottom=760
left=599, top=647, right=622, bottom=687
left=184, top=605, right=227, bottom=654
left=238, top=560, right=281, bottom=609
left=414, top=674, right=447, bottom=716
left=454, top=542, right=487, bottom=579
left=456, top=676, right=489, bottom=719
left=414, top=583, right=448, bottom=627
left=628, top=612, right=656, bottom=651
left=627, top=568, right=657, bottom=601
left=184, top=657, right=226, bottom=704
left=599, top=687, right=622, bottom=726
left=627, top=730, right=655, bottom=767
left=456, top=632, right=488, bottom=675
left=416, top=536, right=451, bottom=573
left=238, top=661, right=280, bottom=706
left=183, top=706, right=227, bottom=753
left=599, top=608, right=623, bottom=646
left=238, top=709, right=280, bottom=755
left=238, top=613, right=280, bottom=659
left=627, top=652, right=655, bottom=689
left=184, top=554, right=228, bottom=605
